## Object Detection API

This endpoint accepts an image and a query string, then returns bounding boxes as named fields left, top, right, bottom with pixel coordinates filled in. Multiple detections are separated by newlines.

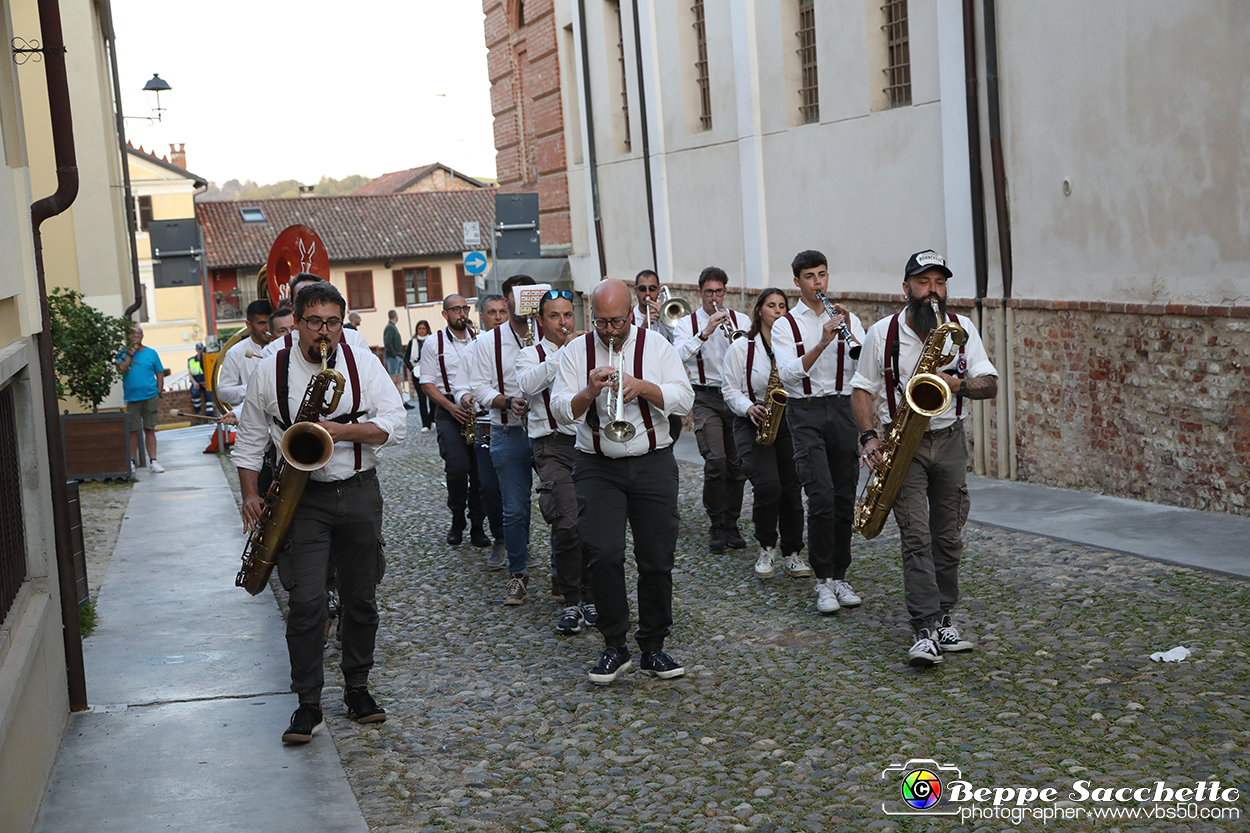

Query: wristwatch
left=859, top=429, right=879, bottom=446
left=697, top=332, right=709, bottom=342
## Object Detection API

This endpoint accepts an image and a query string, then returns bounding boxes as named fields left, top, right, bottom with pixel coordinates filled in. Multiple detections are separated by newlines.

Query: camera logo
left=881, top=759, right=962, bottom=816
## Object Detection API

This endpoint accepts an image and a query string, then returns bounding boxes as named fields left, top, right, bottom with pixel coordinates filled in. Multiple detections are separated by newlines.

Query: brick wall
left=157, top=390, right=196, bottom=425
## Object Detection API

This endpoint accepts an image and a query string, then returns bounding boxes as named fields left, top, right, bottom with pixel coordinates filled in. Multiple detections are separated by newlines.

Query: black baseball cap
left=904, top=250, right=953, bottom=279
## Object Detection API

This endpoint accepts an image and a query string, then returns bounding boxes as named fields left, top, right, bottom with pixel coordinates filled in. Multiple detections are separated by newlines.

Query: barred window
left=615, top=2, right=631, bottom=151
left=0, top=385, right=25, bottom=623
left=692, top=0, right=711, bottom=131
left=797, top=0, right=818, bottom=124
left=882, top=0, right=911, bottom=107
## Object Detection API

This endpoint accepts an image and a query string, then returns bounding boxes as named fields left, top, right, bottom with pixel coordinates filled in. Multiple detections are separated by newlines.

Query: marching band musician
left=671, top=267, right=749, bottom=553
left=234, top=282, right=406, bottom=743
left=721, top=289, right=807, bottom=581
left=468, top=275, right=538, bottom=605
left=418, top=294, right=492, bottom=550
left=770, top=250, right=867, bottom=617
left=630, top=269, right=673, bottom=340
left=269, top=307, right=296, bottom=340
left=261, top=273, right=372, bottom=359
left=516, top=289, right=597, bottom=633
left=550, top=279, right=694, bottom=686
left=215, top=300, right=273, bottom=408
left=851, top=250, right=997, bottom=668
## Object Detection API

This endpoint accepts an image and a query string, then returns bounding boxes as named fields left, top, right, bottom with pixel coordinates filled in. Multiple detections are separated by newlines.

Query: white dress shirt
left=417, top=326, right=475, bottom=398
left=550, top=328, right=694, bottom=458
left=721, top=334, right=776, bottom=419
left=850, top=308, right=996, bottom=431
left=234, top=341, right=407, bottom=481
left=671, top=306, right=748, bottom=387
left=261, top=327, right=371, bottom=359
left=769, top=300, right=866, bottom=398
left=517, top=337, right=577, bottom=439
left=216, top=336, right=267, bottom=407
left=468, top=322, right=529, bottom=427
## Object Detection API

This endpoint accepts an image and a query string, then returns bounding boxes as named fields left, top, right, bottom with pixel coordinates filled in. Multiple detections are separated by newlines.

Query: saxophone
left=854, top=300, right=966, bottom=539
left=754, top=360, right=787, bottom=446
left=461, top=412, right=475, bottom=445
left=236, top=342, right=346, bottom=595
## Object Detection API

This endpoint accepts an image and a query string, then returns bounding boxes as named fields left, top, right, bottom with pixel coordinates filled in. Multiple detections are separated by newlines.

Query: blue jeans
left=490, top=424, right=533, bottom=574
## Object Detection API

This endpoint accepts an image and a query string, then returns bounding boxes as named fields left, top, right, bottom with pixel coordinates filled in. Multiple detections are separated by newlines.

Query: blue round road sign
left=464, top=252, right=488, bottom=275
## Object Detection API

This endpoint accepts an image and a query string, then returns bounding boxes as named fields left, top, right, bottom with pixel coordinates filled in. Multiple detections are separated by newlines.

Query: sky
left=111, top=1, right=497, bottom=188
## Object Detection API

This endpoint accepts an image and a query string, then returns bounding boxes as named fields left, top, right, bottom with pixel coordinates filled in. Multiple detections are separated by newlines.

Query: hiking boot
left=815, top=579, right=841, bottom=614
left=282, top=703, right=324, bottom=743
left=555, top=605, right=585, bottom=634
left=344, top=687, right=387, bottom=724
left=830, top=579, right=862, bottom=607
left=725, top=525, right=747, bottom=549
left=936, top=614, right=974, bottom=652
left=486, top=540, right=507, bottom=571
left=908, top=629, right=943, bottom=668
left=469, top=524, right=491, bottom=547
left=588, top=646, right=632, bottom=685
left=503, top=574, right=528, bottom=605
left=754, top=546, right=778, bottom=579
left=640, top=649, right=686, bottom=679
left=709, top=524, right=727, bottom=552
left=781, top=552, right=812, bottom=578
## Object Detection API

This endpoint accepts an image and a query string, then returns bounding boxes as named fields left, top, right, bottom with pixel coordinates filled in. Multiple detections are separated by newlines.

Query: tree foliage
left=48, top=288, right=133, bottom=411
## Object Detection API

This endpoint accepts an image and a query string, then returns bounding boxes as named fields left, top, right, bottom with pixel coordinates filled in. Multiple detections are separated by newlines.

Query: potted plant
left=49, top=288, right=134, bottom=479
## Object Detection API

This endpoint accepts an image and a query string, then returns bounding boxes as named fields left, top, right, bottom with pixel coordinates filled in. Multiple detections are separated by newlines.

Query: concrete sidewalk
left=33, top=426, right=367, bottom=833
left=673, top=432, right=1250, bottom=579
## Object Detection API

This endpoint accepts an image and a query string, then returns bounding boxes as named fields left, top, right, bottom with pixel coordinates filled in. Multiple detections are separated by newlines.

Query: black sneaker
left=708, top=524, right=727, bottom=552
left=908, top=629, right=943, bottom=668
left=725, top=525, right=747, bottom=549
left=588, top=646, right=632, bottom=685
left=282, top=703, right=324, bottom=744
left=445, top=521, right=465, bottom=546
left=936, top=615, right=974, bottom=652
left=344, top=687, right=387, bottom=724
left=640, top=649, right=686, bottom=679
left=469, top=524, right=491, bottom=547
left=579, top=601, right=599, bottom=627
left=555, top=605, right=585, bottom=634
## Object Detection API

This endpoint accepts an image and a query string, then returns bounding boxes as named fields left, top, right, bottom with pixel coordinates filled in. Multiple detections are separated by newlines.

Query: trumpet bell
left=603, top=420, right=637, bottom=443
left=280, top=421, right=336, bottom=472
left=659, top=297, right=692, bottom=329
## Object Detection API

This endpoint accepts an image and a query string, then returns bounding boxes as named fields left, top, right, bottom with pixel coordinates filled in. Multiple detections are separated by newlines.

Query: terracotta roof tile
left=196, top=191, right=496, bottom=269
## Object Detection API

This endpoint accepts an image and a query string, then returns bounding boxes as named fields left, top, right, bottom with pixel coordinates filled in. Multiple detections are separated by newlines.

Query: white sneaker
left=148, top=459, right=165, bottom=473
left=754, top=546, right=778, bottom=579
left=814, top=579, right=841, bottom=614
left=420, top=426, right=430, bottom=433
left=830, top=579, right=862, bottom=607
left=781, top=552, right=812, bottom=578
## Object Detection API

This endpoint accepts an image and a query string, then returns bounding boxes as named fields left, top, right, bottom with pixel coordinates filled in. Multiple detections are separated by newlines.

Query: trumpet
left=715, top=301, right=748, bottom=342
left=603, top=337, right=636, bottom=443
left=816, top=290, right=861, bottom=360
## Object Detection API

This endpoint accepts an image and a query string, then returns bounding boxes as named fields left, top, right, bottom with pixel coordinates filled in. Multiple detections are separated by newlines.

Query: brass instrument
left=657, top=285, right=693, bottom=329
left=461, top=411, right=475, bottom=445
left=236, top=341, right=346, bottom=595
left=854, top=300, right=966, bottom=539
left=209, top=330, right=245, bottom=415
left=755, top=360, right=788, bottom=446
left=603, top=337, right=636, bottom=443
left=715, top=301, right=748, bottom=341
left=816, top=290, right=862, bottom=360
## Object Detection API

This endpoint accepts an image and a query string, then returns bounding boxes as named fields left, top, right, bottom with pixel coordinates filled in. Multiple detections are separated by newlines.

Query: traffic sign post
left=463, top=221, right=481, bottom=249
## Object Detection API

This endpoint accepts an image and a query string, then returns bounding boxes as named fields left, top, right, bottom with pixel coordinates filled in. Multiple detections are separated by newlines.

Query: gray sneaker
left=486, top=540, right=506, bottom=571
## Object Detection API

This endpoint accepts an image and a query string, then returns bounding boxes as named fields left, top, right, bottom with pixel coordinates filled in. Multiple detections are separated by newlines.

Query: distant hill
left=197, top=174, right=373, bottom=201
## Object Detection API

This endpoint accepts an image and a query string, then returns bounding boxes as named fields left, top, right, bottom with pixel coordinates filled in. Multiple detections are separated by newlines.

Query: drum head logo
left=901, top=768, right=943, bottom=809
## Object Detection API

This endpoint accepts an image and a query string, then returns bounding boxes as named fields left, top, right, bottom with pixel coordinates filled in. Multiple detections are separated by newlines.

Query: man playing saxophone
left=850, top=250, right=997, bottom=668
left=721, top=289, right=806, bottom=580
left=235, top=282, right=407, bottom=742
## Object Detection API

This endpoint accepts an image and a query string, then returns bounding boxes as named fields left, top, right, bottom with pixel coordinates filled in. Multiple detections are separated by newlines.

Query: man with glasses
left=517, top=289, right=596, bottom=632
left=419, top=294, right=491, bottom=549
left=672, top=267, right=749, bottom=552
left=550, top=279, right=694, bottom=685
left=235, top=281, right=406, bottom=744
left=468, top=275, right=538, bottom=605
left=631, top=269, right=673, bottom=340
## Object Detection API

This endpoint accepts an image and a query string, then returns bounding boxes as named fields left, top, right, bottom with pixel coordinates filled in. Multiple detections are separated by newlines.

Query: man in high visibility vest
left=188, top=343, right=213, bottom=416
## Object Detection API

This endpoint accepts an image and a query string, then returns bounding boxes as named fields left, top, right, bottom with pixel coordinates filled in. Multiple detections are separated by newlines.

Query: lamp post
left=141, top=73, right=171, bottom=122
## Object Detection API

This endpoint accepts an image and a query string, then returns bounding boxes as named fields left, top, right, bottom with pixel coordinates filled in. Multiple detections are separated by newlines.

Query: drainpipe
left=630, top=0, right=657, bottom=271
left=576, top=0, right=608, bottom=278
left=30, top=0, right=88, bottom=711
left=961, top=0, right=990, bottom=476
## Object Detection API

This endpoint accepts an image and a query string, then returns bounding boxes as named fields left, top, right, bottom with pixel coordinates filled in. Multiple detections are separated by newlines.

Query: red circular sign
left=265, top=224, right=329, bottom=306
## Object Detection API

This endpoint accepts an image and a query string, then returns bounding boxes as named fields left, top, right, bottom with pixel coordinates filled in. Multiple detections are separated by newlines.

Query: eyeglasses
left=700, top=288, right=726, bottom=296
left=445, top=305, right=471, bottom=314
left=545, top=290, right=574, bottom=301
left=591, top=317, right=629, bottom=330
left=636, top=284, right=658, bottom=293
left=299, top=316, right=343, bottom=332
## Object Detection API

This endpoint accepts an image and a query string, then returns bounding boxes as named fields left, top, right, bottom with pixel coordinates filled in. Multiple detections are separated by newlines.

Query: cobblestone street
left=314, top=426, right=1250, bottom=833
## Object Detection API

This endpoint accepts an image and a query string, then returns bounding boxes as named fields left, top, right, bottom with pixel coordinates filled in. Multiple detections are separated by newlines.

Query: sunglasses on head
left=545, top=289, right=574, bottom=300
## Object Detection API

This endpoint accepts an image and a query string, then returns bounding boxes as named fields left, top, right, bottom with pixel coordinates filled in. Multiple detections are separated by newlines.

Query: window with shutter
left=393, top=270, right=406, bottom=307
left=428, top=266, right=442, bottom=302
left=345, top=271, right=375, bottom=311
left=457, top=264, right=475, bottom=299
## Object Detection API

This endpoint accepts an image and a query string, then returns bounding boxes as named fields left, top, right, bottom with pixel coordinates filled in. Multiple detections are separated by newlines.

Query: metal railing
left=882, top=0, right=912, bottom=107
left=693, top=0, right=712, bottom=130
left=797, top=0, right=819, bottom=124
left=0, top=385, right=27, bottom=623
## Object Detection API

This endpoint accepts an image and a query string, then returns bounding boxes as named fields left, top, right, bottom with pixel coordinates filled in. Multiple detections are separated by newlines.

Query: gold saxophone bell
left=755, top=361, right=788, bottom=446
left=658, top=285, right=692, bottom=329
left=279, top=421, right=336, bottom=472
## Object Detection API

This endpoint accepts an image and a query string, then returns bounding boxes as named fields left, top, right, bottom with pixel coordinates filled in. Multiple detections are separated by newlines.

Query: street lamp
left=142, top=73, right=171, bottom=122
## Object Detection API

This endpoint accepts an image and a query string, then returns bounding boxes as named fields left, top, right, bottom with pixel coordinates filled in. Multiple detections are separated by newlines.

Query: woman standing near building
left=408, top=320, right=435, bottom=432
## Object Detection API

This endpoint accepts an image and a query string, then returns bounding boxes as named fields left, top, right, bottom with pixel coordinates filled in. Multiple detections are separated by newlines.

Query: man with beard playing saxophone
left=851, top=250, right=996, bottom=668
left=235, top=281, right=407, bottom=742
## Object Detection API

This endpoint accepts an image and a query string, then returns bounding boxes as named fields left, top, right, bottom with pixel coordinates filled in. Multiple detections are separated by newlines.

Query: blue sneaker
left=640, top=649, right=685, bottom=679
left=588, top=646, right=631, bottom=685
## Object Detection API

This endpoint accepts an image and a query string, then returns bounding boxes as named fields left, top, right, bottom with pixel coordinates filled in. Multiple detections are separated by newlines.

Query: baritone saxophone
left=755, top=361, right=787, bottom=446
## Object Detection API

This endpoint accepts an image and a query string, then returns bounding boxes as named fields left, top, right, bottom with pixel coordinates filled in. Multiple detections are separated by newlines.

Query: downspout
left=102, top=14, right=143, bottom=318
left=962, top=0, right=989, bottom=476
left=30, top=0, right=88, bottom=711
left=576, top=0, right=608, bottom=278
left=630, top=0, right=657, bottom=270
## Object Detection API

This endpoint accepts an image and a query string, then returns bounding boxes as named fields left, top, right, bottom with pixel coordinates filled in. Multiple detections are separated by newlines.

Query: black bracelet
left=859, top=429, right=878, bottom=446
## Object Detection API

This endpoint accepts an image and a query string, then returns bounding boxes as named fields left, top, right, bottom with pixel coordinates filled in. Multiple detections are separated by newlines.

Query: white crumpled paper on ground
left=1149, top=646, right=1191, bottom=662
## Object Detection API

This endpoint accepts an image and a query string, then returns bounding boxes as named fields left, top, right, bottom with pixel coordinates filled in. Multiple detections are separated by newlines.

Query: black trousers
left=785, top=395, right=858, bottom=580
left=416, top=384, right=435, bottom=428
left=692, top=388, right=746, bottom=528
left=278, top=470, right=385, bottom=703
left=434, top=407, right=485, bottom=527
left=731, top=416, right=804, bottom=554
left=574, top=447, right=680, bottom=653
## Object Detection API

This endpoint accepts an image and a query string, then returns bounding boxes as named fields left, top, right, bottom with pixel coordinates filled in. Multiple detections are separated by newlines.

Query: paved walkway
left=33, top=426, right=367, bottom=833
